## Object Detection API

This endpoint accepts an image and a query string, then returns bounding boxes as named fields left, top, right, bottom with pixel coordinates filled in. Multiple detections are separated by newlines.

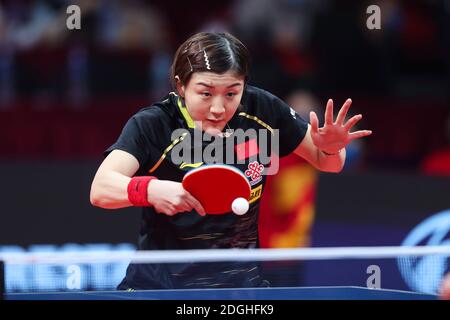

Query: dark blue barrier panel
left=0, top=162, right=140, bottom=246
left=307, top=172, right=450, bottom=294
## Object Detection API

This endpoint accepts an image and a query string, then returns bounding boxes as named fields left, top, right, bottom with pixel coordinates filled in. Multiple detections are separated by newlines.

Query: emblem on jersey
left=245, top=161, right=264, bottom=186
left=235, top=138, right=259, bottom=161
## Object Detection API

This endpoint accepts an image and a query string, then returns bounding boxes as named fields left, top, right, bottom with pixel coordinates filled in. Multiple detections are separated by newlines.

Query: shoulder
left=130, top=93, right=179, bottom=129
left=241, top=85, right=291, bottom=121
left=242, top=85, right=282, bottom=107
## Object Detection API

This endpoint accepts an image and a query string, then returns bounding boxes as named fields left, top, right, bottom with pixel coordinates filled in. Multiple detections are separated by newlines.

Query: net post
left=0, top=260, right=4, bottom=300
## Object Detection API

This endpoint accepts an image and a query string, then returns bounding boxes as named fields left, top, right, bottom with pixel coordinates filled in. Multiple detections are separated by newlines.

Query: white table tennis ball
left=232, top=197, right=249, bottom=215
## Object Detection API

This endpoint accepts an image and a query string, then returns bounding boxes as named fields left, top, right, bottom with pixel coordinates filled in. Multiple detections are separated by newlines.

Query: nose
left=210, top=98, right=225, bottom=119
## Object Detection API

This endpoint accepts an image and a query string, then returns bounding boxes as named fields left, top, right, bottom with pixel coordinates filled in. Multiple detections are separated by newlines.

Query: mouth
left=206, top=119, right=224, bottom=124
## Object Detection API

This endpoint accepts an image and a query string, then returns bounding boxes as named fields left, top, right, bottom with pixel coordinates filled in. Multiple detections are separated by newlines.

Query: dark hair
left=170, top=32, right=250, bottom=89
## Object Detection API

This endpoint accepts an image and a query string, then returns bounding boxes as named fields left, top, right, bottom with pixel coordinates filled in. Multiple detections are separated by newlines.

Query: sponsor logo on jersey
left=249, top=185, right=263, bottom=204
left=245, top=161, right=264, bottom=186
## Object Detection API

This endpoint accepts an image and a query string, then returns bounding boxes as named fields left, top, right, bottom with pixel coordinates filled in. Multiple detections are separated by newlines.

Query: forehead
left=188, top=71, right=244, bottom=88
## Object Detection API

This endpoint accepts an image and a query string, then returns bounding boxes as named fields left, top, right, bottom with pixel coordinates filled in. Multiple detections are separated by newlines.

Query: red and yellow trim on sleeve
left=238, top=112, right=274, bottom=135
left=148, top=132, right=188, bottom=174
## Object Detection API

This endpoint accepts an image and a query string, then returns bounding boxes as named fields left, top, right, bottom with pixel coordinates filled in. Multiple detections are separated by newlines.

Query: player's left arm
left=294, top=99, right=372, bottom=173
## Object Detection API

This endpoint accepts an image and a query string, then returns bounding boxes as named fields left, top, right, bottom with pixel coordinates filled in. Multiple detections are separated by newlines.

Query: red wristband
left=127, top=176, right=158, bottom=207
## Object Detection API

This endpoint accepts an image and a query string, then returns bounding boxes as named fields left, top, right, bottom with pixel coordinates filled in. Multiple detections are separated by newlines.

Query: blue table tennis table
left=5, top=286, right=437, bottom=300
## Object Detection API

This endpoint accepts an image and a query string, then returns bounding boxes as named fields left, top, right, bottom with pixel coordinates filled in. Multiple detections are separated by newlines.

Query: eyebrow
left=195, top=82, right=243, bottom=88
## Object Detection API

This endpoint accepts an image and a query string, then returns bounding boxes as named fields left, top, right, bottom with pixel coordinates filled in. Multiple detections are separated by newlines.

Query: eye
left=201, top=92, right=211, bottom=97
left=226, top=92, right=236, bottom=98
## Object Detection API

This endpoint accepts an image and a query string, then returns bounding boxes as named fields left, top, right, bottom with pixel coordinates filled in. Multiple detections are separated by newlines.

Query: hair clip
left=203, top=49, right=211, bottom=70
left=187, top=56, right=193, bottom=72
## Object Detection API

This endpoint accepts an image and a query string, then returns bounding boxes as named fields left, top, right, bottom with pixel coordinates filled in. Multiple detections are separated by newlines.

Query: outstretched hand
left=309, top=98, right=372, bottom=154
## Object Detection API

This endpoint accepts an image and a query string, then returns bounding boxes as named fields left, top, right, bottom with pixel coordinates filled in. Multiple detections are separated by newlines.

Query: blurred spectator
left=1, top=0, right=58, bottom=49
left=0, top=0, right=98, bottom=49
left=231, top=0, right=323, bottom=97
left=386, top=0, right=449, bottom=98
left=0, top=0, right=448, bottom=169
left=93, top=1, right=173, bottom=99
left=232, top=0, right=323, bottom=46
left=0, top=4, right=6, bottom=41
left=95, top=0, right=169, bottom=50
left=0, top=45, right=14, bottom=108
left=310, top=0, right=389, bottom=94
left=421, top=113, right=450, bottom=176
left=148, top=48, right=172, bottom=101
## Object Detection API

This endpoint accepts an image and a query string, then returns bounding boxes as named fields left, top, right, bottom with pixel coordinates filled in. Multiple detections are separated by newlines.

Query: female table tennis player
left=90, top=32, right=372, bottom=290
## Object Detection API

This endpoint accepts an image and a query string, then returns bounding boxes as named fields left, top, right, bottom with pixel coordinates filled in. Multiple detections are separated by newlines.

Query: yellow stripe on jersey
left=175, top=93, right=195, bottom=129
left=238, top=112, right=274, bottom=134
left=148, top=132, right=188, bottom=174
left=180, top=162, right=204, bottom=169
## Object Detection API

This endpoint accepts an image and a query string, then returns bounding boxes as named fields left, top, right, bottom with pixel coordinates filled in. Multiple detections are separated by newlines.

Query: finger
left=309, top=111, right=320, bottom=135
left=158, top=204, right=176, bottom=216
left=336, top=98, right=352, bottom=126
left=324, top=99, right=334, bottom=125
left=343, top=114, right=362, bottom=131
left=174, top=201, right=192, bottom=213
left=185, top=192, right=206, bottom=216
left=348, top=130, right=372, bottom=141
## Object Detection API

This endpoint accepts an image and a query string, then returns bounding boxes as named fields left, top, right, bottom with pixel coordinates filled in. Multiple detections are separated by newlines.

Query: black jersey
left=105, top=85, right=308, bottom=289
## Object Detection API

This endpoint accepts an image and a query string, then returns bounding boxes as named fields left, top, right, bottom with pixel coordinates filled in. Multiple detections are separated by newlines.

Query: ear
left=175, top=76, right=185, bottom=98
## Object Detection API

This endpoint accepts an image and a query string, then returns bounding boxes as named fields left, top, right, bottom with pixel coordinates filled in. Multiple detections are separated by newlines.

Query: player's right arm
left=90, top=149, right=205, bottom=215
left=90, top=149, right=139, bottom=209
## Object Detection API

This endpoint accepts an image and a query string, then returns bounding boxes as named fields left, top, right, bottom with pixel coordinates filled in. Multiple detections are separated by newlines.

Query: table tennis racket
left=182, top=164, right=251, bottom=215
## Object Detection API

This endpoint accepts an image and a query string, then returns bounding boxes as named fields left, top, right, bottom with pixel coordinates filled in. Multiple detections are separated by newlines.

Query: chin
left=204, top=127, right=223, bottom=136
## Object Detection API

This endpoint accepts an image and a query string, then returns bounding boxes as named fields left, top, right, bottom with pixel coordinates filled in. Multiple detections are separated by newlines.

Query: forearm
left=90, top=170, right=132, bottom=209
left=316, top=148, right=346, bottom=173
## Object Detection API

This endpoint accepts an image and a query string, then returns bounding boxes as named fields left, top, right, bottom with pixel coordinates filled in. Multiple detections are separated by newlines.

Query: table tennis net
left=0, top=246, right=449, bottom=295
